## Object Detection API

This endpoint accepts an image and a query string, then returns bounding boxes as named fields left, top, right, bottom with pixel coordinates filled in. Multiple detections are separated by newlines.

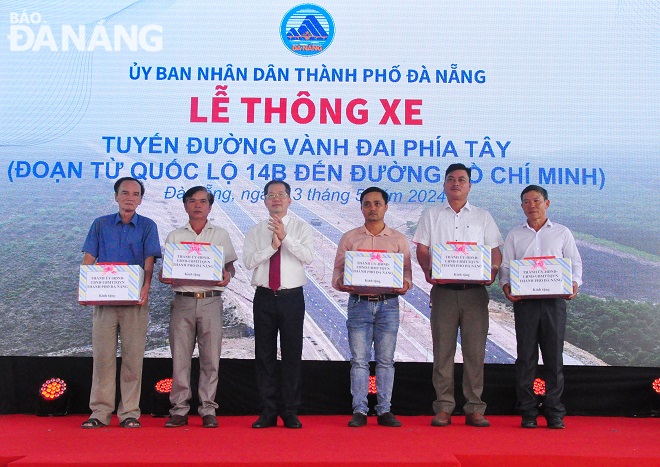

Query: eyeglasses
left=265, top=193, right=289, bottom=199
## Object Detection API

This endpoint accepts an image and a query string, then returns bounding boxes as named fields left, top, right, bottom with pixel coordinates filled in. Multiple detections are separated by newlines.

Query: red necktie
left=269, top=247, right=281, bottom=291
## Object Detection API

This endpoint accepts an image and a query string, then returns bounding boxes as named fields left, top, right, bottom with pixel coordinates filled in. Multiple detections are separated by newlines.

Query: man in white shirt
left=500, top=185, right=582, bottom=429
left=413, top=163, right=503, bottom=428
left=160, top=186, right=237, bottom=429
left=243, top=180, right=314, bottom=429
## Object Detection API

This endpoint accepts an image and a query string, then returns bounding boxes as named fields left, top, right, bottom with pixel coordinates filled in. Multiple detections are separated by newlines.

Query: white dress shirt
left=243, top=214, right=314, bottom=289
left=413, top=201, right=504, bottom=248
left=500, top=219, right=583, bottom=286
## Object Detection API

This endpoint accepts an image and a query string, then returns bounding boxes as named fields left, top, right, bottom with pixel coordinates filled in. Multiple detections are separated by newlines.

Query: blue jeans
left=347, top=295, right=400, bottom=416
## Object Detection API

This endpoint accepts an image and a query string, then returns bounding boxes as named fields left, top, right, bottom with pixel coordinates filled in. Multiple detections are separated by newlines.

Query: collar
left=442, top=200, right=472, bottom=213
left=358, top=224, right=391, bottom=237
left=114, top=212, right=138, bottom=226
left=523, top=218, right=553, bottom=230
left=184, top=221, right=213, bottom=234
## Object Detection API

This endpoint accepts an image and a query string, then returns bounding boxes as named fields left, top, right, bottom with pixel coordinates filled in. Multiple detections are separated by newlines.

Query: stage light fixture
left=652, top=378, right=660, bottom=394
left=533, top=378, right=546, bottom=396
left=36, top=377, right=71, bottom=416
left=151, top=378, right=173, bottom=417
left=368, top=375, right=377, bottom=395
left=155, top=378, right=173, bottom=394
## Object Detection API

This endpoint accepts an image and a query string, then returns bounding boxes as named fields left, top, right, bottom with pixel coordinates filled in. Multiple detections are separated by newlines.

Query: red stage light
left=155, top=378, right=173, bottom=394
left=652, top=378, right=660, bottom=394
left=533, top=378, right=546, bottom=396
left=368, top=375, right=377, bottom=395
left=152, top=378, right=173, bottom=417
left=39, top=378, right=67, bottom=400
left=37, top=377, right=71, bottom=416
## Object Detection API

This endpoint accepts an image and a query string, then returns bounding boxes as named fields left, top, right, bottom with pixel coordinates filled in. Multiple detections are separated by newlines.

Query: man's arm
left=243, top=225, right=278, bottom=271
left=281, top=220, right=315, bottom=265
left=159, top=268, right=172, bottom=284
left=415, top=243, right=434, bottom=285
left=139, top=256, right=155, bottom=306
left=332, top=233, right=355, bottom=293
left=500, top=234, right=522, bottom=302
left=393, top=234, right=413, bottom=294
left=564, top=229, right=582, bottom=300
left=82, top=253, right=96, bottom=265
left=487, top=246, right=502, bottom=286
left=78, top=253, right=97, bottom=305
left=216, top=261, right=236, bottom=287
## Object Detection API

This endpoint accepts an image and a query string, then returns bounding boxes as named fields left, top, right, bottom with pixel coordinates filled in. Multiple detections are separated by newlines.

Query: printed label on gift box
left=432, top=242, right=491, bottom=281
left=510, top=257, right=573, bottom=297
left=344, top=251, right=404, bottom=289
left=162, top=242, right=224, bottom=282
left=79, top=264, right=144, bottom=305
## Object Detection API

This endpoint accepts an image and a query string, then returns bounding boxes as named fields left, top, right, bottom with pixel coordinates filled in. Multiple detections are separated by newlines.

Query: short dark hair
left=114, top=177, right=145, bottom=196
left=521, top=184, right=548, bottom=201
left=360, top=186, right=389, bottom=204
left=264, top=179, right=291, bottom=196
left=444, top=163, right=471, bottom=179
left=183, top=186, right=214, bottom=206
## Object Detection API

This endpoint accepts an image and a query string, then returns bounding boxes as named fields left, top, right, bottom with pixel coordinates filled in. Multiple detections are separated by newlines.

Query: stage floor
left=1, top=414, right=658, bottom=466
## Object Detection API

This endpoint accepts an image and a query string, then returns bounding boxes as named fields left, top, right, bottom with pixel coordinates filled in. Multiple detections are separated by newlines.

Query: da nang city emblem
left=280, top=4, right=335, bottom=56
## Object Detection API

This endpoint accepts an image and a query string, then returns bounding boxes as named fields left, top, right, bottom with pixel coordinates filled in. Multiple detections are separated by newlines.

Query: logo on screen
left=280, top=4, right=334, bottom=56
left=7, top=11, right=163, bottom=52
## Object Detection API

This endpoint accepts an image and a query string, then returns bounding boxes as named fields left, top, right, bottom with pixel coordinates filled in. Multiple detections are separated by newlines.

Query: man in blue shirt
left=80, top=177, right=161, bottom=429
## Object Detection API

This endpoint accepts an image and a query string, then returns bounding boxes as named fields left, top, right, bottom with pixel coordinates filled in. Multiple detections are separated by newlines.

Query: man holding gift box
left=500, top=185, right=582, bottom=429
left=160, top=186, right=237, bottom=429
left=81, top=177, right=161, bottom=429
left=414, top=163, right=503, bottom=428
left=332, top=187, right=412, bottom=428
left=243, top=180, right=314, bottom=429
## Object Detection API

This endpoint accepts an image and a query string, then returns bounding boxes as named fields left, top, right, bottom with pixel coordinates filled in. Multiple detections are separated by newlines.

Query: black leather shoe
left=202, top=414, right=218, bottom=428
left=348, top=412, right=367, bottom=427
left=377, top=412, right=402, bottom=427
left=164, top=414, right=188, bottom=428
left=252, top=415, right=277, bottom=428
left=521, top=416, right=538, bottom=428
left=546, top=417, right=565, bottom=429
left=282, top=414, right=302, bottom=429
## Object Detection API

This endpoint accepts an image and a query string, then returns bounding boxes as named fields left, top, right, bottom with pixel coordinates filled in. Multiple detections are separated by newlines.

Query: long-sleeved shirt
left=500, top=219, right=583, bottom=287
left=243, top=214, right=314, bottom=289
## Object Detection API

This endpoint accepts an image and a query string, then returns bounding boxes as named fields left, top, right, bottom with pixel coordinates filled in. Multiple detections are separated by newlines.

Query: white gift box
left=79, top=264, right=144, bottom=305
left=162, top=242, right=224, bottom=285
left=509, top=257, right=573, bottom=298
left=432, top=243, right=492, bottom=281
left=343, top=251, right=404, bottom=291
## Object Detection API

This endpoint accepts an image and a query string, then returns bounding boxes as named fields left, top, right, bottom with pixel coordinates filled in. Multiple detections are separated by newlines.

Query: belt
left=350, top=294, right=398, bottom=302
left=256, top=286, right=302, bottom=296
left=175, top=290, right=222, bottom=299
left=436, top=283, right=483, bottom=291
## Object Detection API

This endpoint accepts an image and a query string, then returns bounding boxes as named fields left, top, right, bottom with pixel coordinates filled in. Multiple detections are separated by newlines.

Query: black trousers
left=253, top=286, right=305, bottom=416
left=513, top=298, right=567, bottom=418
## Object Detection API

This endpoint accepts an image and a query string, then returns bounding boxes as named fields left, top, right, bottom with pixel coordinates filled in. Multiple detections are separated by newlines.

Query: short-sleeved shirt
left=332, top=224, right=413, bottom=292
left=413, top=201, right=503, bottom=249
left=164, top=221, right=238, bottom=292
left=82, top=212, right=161, bottom=268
